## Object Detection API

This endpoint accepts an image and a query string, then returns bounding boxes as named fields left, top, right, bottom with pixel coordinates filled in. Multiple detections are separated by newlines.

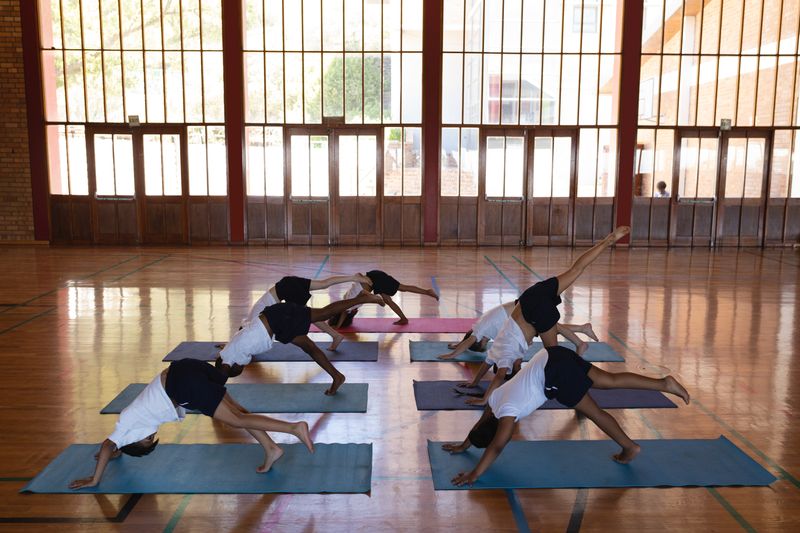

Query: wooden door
left=526, top=129, right=577, bottom=246
left=141, top=130, right=188, bottom=243
left=670, top=130, right=719, bottom=246
left=332, top=129, right=382, bottom=245
left=286, top=130, right=331, bottom=245
left=478, top=130, right=526, bottom=245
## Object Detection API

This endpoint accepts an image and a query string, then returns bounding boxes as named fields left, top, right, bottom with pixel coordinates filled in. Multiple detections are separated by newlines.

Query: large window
left=39, top=0, right=227, bottom=197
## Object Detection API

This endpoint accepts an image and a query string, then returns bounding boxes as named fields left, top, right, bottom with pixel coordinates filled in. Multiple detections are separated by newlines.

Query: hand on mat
left=457, top=382, right=478, bottom=389
left=69, top=476, right=98, bottom=490
left=437, top=353, right=457, bottom=360
left=451, top=471, right=478, bottom=487
left=465, top=396, right=487, bottom=406
left=442, top=442, right=469, bottom=454
left=393, top=318, right=409, bottom=325
left=215, top=343, right=226, bottom=349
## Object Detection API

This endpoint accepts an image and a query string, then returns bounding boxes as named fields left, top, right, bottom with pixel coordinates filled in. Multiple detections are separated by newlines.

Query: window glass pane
left=543, top=0, right=563, bottom=53
left=600, top=0, right=623, bottom=53
left=39, top=0, right=61, bottom=49
left=304, top=0, right=322, bottom=51
left=482, top=54, right=501, bottom=124
left=464, top=0, right=483, bottom=52
left=552, top=135, right=571, bottom=196
left=64, top=51, right=86, bottom=122
left=503, top=0, right=523, bottom=52
left=696, top=56, right=717, bottom=126
left=779, top=0, right=799, bottom=55
left=84, top=51, right=105, bottom=122
left=113, top=134, right=135, bottom=195
left=46, top=125, right=69, bottom=194
left=461, top=127, right=479, bottom=196
left=774, top=58, right=796, bottom=126
left=579, top=54, right=599, bottom=125
left=442, top=54, right=464, bottom=123
left=520, top=54, right=541, bottom=124
left=322, top=0, right=343, bottom=51
left=578, top=129, right=598, bottom=197
left=345, top=54, right=363, bottom=123
left=541, top=55, right=560, bottom=125
left=42, top=51, right=66, bottom=121
left=441, top=127, right=460, bottom=196
left=358, top=135, right=377, bottom=196
left=483, top=0, right=503, bottom=52
left=402, top=53, right=422, bottom=123
left=246, top=52, right=266, bottom=122
left=323, top=53, right=344, bottom=118
left=383, top=53, right=400, bottom=122
left=521, top=0, right=544, bottom=53
left=145, top=51, right=165, bottom=122
left=123, top=51, right=145, bottom=120
left=304, top=53, right=322, bottom=123
left=364, top=0, right=381, bottom=50
left=246, top=127, right=266, bottom=196
left=598, top=54, right=620, bottom=125
left=463, top=53, right=482, bottom=123
left=500, top=54, right=520, bottom=125
left=143, top=0, right=162, bottom=50
left=164, top=52, right=184, bottom=122
left=203, top=52, right=225, bottom=122
left=264, top=0, right=284, bottom=51
left=120, top=0, right=143, bottom=49
left=532, top=136, right=553, bottom=197
left=443, top=0, right=465, bottom=51
left=700, top=0, right=720, bottom=54
left=100, top=0, right=121, bottom=48
left=716, top=56, right=739, bottom=125
left=345, top=0, right=363, bottom=51
left=485, top=136, right=505, bottom=197
left=659, top=55, right=680, bottom=125
left=383, top=0, right=402, bottom=51
left=266, top=53, right=285, bottom=122
left=559, top=54, right=580, bottom=124
left=403, top=127, right=422, bottom=195
left=67, top=126, right=88, bottom=195
left=82, top=0, right=102, bottom=49
left=736, top=56, right=758, bottom=126
left=770, top=130, right=792, bottom=197
left=505, top=136, right=524, bottom=197
left=163, top=0, right=182, bottom=50
left=677, top=54, right=698, bottom=126
left=384, top=127, right=402, bottom=196
left=598, top=128, right=617, bottom=197
left=339, top=135, right=358, bottom=196
left=266, top=127, right=284, bottom=195
left=207, top=126, right=227, bottom=194
left=403, top=0, right=423, bottom=51
left=162, top=134, right=182, bottom=195
left=285, top=53, right=304, bottom=123
left=364, top=54, right=382, bottom=123
left=144, top=135, right=163, bottom=195
left=309, top=135, right=329, bottom=195
left=793, top=131, right=800, bottom=197
left=94, top=133, right=115, bottom=195
left=183, top=51, right=203, bottom=121
left=719, top=0, right=743, bottom=54
left=201, top=0, right=223, bottom=50
left=188, top=126, right=208, bottom=195
left=182, top=0, right=201, bottom=49
left=291, top=136, right=309, bottom=195
left=755, top=57, right=777, bottom=126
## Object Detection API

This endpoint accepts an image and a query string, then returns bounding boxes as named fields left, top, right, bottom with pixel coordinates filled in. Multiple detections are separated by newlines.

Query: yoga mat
left=23, top=443, right=372, bottom=494
left=310, top=317, right=475, bottom=333
left=101, top=383, right=369, bottom=414
left=427, top=437, right=776, bottom=490
left=413, top=381, right=676, bottom=411
left=409, top=340, right=624, bottom=363
left=163, top=340, right=378, bottom=362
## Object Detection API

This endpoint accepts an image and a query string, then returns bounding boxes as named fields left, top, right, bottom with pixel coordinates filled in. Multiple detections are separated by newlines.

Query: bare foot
left=575, top=340, right=588, bottom=356
left=613, top=443, right=641, bottom=464
left=256, top=445, right=284, bottom=473
left=325, top=372, right=346, bottom=395
left=328, top=333, right=344, bottom=351
left=664, top=375, right=690, bottom=405
left=393, top=318, right=409, bottom=325
left=426, top=288, right=440, bottom=301
left=608, top=226, right=631, bottom=243
left=581, top=322, right=599, bottom=342
left=294, top=421, right=314, bottom=453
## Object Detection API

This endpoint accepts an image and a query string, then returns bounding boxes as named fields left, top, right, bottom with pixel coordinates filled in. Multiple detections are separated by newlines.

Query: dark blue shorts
left=165, top=359, right=228, bottom=417
left=543, top=346, right=593, bottom=408
left=518, top=277, right=562, bottom=334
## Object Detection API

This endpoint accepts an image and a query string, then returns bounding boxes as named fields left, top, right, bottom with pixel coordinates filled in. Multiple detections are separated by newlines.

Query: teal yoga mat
left=410, top=340, right=624, bottom=363
left=163, top=341, right=379, bottom=362
left=23, top=443, right=372, bottom=494
left=427, top=437, right=775, bottom=490
left=101, top=383, right=368, bottom=414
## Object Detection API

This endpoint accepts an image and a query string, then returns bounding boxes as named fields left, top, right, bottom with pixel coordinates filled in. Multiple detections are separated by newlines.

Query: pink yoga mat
left=310, top=317, right=475, bottom=333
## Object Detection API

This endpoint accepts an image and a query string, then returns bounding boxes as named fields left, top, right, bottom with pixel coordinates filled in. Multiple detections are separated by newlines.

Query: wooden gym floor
left=0, top=245, right=797, bottom=532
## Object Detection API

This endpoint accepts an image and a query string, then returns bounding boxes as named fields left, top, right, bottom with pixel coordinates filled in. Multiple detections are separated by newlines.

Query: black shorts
left=263, top=302, right=312, bottom=344
left=518, top=277, right=562, bottom=334
left=543, top=346, right=593, bottom=408
left=275, top=276, right=312, bottom=305
left=366, top=270, right=400, bottom=296
left=165, top=359, right=228, bottom=417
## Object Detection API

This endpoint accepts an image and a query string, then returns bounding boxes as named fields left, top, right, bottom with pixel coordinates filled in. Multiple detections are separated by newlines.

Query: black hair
left=215, top=356, right=244, bottom=378
left=468, top=415, right=499, bottom=448
left=327, top=309, right=358, bottom=328
left=657, top=180, right=667, bottom=189
left=119, top=438, right=159, bottom=457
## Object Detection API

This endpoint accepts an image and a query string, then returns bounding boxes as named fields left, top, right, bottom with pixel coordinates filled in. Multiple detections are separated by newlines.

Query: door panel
left=717, top=133, right=769, bottom=246
left=334, top=132, right=381, bottom=245
left=671, top=132, right=718, bottom=246
left=526, top=132, right=575, bottom=246
left=89, top=132, right=138, bottom=244
left=479, top=132, right=525, bottom=245
left=287, top=133, right=331, bottom=245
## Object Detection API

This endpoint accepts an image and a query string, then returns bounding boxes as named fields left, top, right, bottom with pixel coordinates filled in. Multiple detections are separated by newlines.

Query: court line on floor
left=0, top=307, right=56, bottom=336
left=110, top=254, right=171, bottom=282
left=314, top=254, right=330, bottom=279
left=0, top=491, right=142, bottom=524
left=0, top=254, right=141, bottom=314
left=487, top=254, right=764, bottom=531
left=505, top=489, right=532, bottom=533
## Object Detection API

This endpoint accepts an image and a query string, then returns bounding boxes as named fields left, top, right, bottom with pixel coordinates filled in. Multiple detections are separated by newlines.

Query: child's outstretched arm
left=437, top=333, right=479, bottom=359
left=459, top=361, right=491, bottom=388
left=451, top=417, right=515, bottom=486
left=69, top=439, right=118, bottom=489
left=465, top=367, right=508, bottom=405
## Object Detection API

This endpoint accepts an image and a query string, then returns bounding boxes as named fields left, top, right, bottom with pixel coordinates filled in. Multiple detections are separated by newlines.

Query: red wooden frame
left=223, top=0, right=246, bottom=243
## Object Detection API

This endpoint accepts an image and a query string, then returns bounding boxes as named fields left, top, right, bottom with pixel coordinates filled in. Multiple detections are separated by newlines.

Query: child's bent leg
left=397, top=283, right=439, bottom=301
left=556, top=226, right=630, bottom=294
left=313, top=320, right=344, bottom=350
left=587, top=367, right=690, bottom=404
left=213, top=396, right=314, bottom=452
left=309, top=274, right=365, bottom=291
left=573, top=394, right=640, bottom=463
left=309, top=293, right=383, bottom=323
left=556, top=323, right=587, bottom=355
left=383, top=295, right=408, bottom=324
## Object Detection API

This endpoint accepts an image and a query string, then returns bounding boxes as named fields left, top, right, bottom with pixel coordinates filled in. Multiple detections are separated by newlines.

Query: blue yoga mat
left=409, top=340, right=623, bottom=363
left=101, top=383, right=369, bottom=414
left=163, top=340, right=379, bottom=362
left=427, top=437, right=775, bottom=490
left=413, top=380, right=676, bottom=410
left=23, top=443, right=372, bottom=494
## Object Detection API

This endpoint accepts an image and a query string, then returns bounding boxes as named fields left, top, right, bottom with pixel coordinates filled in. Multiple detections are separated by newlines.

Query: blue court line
left=505, top=489, right=532, bottom=533
left=313, top=254, right=330, bottom=279
left=486, top=255, right=773, bottom=531
left=512, top=255, right=545, bottom=282
left=163, top=495, right=192, bottom=533
left=484, top=255, right=519, bottom=292
left=565, top=489, right=588, bottom=533
left=0, top=307, right=55, bottom=336
left=0, top=494, right=141, bottom=525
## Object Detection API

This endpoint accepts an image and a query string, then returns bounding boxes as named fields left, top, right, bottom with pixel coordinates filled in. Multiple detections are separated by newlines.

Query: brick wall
left=0, top=0, right=35, bottom=241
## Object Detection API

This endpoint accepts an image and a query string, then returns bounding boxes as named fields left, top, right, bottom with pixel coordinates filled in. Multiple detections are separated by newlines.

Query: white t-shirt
left=472, top=303, right=512, bottom=340
left=108, top=373, right=185, bottom=448
left=244, top=290, right=278, bottom=325
left=484, top=317, right=529, bottom=374
left=219, top=317, right=274, bottom=366
left=487, top=348, right=549, bottom=421
left=342, top=282, right=363, bottom=310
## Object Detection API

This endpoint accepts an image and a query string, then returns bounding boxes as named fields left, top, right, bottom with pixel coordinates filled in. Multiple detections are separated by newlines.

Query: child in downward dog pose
left=69, top=358, right=314, bottom=490
left=328, top=270, right=439, bottom=327
left=436, top=300, right=597, bottom=359
left=218, top=291, right=384, bottom=395
left=442, top=345, right=690, bottom=486
left=246, top=273, right=372, bottom=350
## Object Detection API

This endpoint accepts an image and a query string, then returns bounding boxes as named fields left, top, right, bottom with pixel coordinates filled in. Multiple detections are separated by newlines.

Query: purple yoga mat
left=163, top=341, right=379, bottom=362
left=412, top=380, right=677, bottom=410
